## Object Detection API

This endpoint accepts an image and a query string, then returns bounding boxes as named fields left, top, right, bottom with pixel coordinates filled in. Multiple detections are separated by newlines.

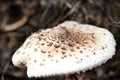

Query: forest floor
left=0, top=0, right=120, bottom=80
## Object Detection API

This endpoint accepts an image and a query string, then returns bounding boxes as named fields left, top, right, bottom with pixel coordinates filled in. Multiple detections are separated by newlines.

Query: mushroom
left=12, top=21, right=116, bottom=78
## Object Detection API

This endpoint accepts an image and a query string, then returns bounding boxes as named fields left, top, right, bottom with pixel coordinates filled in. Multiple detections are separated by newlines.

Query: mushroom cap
left=12, top=21, right=116, bottom=77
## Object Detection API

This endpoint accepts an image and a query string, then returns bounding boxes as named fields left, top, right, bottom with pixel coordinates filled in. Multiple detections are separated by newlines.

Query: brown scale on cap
left=54, top=43, right=60, bottom=48
left=80, top=50, right=83, bottom=53
left=16, top=51, right=20, bottom=54
left=41, top=50, right=46, bottom=53
left=70, top=48, right=75, bottom=52
left=40, top=63, right=44, bottom=66
left=61, top=56, right=64, bottom=59
left=68, top=41, right=75, bottom=47
left=41, top=43, right=45, bottom=46
left=34, top=60, right=37, bottom=63
left=68, top=54, right=72, bottom=57
left=25, top=41, right=31, bottom=49
left=62, top=51, right=66, bottom=55
left=47, top=42, right=53, bottom=47
left=42, top=59, right=46, bottom=62
left=40, top=33, right=44, bottom=36
left=48, top=54, right=53, bottom=58
left=61, top=46, right=67, bottom=50
left=76, top=61, right=81, bottom=64
left=34, top=48, right=38, bottom=52
left=22, top=52, right=25, bottom=55
left=19, top=61, right=27, bottom=68
left=38, top=37, right=42, bottom=41
left=76, top=46, right=80, bottom=49
left=101, top=44, right=108, bottom=50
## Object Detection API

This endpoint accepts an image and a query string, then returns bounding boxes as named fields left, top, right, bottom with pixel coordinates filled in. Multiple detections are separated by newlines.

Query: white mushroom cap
left=12, top=21, right=116, bottom=77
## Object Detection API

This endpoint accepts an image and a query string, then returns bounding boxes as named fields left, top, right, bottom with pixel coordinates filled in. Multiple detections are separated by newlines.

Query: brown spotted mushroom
left=12, top=21, right=116, bottom=77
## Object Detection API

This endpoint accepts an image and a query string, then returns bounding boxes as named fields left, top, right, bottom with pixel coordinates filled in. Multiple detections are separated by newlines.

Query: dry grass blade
left=1, top=61, right=10, bottom=80
left=1, top=16, right=28, bottom=31
left=62, top=1, right=82, bottom=20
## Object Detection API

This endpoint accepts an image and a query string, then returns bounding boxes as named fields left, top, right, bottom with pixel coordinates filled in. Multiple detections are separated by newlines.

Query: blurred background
left=0, top=0, right=120, bottom=80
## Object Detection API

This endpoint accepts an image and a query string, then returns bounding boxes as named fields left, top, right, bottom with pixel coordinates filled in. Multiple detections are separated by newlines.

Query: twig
left=93, top=0, right=114, bottom=22
left=1, top=16, right=28, bottom=32
left=1, top=61, right=10, bottom=80
left=62, top=0, right=82, bottom=20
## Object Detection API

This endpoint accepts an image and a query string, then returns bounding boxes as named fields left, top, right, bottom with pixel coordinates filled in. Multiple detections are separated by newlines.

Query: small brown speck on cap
left=25, top=41, right=31, bottom=48
left=34, top=60, right=37, bottom=63
left=47, top=42, right=53, bottom=47
left=102, top=45, right=107, bottom=50
left=75, top=57, right=78, bottom=59
left=68, top=42, right=74, bottom=47
left=76, top=61, right=81, bottom=64
left=93, top=52, right=96, bottom=55
left=68, top=54, right=72, bottom=57
left=76, top=46, right=80, bottom=49
left=51, top=59, right=54, bottom=61
left=48, top=54, right=53, bottom=58
left=41, top=43, right=45, bottom=46
left=85, top=55, right=89, bottom=57
left=62, top=51, right=66, bottom=55
left=54, top=44, right=60, bottom=48
left=48, top=51, right=51, bottom=53
left=91, top=35, right=95, bottom=39
left=41, top=50, right=46, bottom=53
left=34, top=48, right=38, bottom=52
left=56, top=50, right=58, bottom=52
left=38, top=37, right=41, bottom=41
left=56, top=60, right=58, bottom=62
left=42, top=59, right=46, bottom=61
left=64, top=55, right=67, bottom=57
left=40, top=63, right=44, bottom=66
left=20, top=61, right=27, bottom=67
left=56, top=41, right=60, bottom=43
left=70, top=48, right=75, bottom=52
left=60, top=39, right=65, bottom=43
left=89, top=45, right=92, bottom=48
left=40, top=34, right=44, bottom=36
left=61, top=57, right=64, bottom=59
left=16, top=51, right=20, bottom=54
left=22, top=52, right=25, bottom=54
left=61, top=46, right=67, bottom=50
left=80, top=50, right=83, bottom=53
left=43, top=38, right=46, bottom=41
left=103, top=33, right=106, bottom=35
